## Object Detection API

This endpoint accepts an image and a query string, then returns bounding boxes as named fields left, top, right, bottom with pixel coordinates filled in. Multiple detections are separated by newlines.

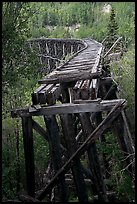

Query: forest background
left=2, top=2, right=135, bottom=202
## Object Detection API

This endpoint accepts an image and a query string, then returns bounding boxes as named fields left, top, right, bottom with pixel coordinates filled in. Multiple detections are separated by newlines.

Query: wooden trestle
left=11, top=38, right=134, bottom=202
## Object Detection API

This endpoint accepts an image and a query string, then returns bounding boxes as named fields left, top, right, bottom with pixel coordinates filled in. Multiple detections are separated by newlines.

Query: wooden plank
left=32, top=119, right=49, bottom=141
left=80, top=80, right=90, bottom=100
left=21, top=117, right=35, bottom=197
left=46, top=84, right=61, bottom=105
left=73, top=98, right=102, bottom=104
left=36, top=84, right=56, bottom=104
left=90, top=47, right=103, bottom=98
left=44, top=115, right=68, bottom=202
left=35, top=100, right=125, bottom=201
left=60, top=61, right=95, bottom=68
left=70, top=58, right=96, bottom=63
left=34, top=84, right=47, bottom=94
left=38, top=71, right=101, bottom=84
left=56, top=65, right=94, bottom=72
left=73, top=80, right=83, bottom=90
left=72, top=80, right=83, bottom=100
left=56, top=62, right=94, bottom=71
left=11, top=99, right=126, bottom=118
left=60, top=114, right=88, bottom=202
left=41, top=84, right=55, bottom=93
left=65, top=59, right=95, bottom=65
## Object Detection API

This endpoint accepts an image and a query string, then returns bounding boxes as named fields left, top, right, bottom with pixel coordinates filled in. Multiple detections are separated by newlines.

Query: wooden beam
left=60, top=114, right=88, bottom=202
left=32, top=119, right=49, bottom=141
left=38, top=71, right=101, bottom=84
left=80, top=79, right=90, bottom=100
left=58, top=61, right=95, bottom=69
left=78, top=113, right=108, bottom=202
left=11, top=99, right=126, bottom=118
left=44, top=115, right=68, bottom=202
left=21, top=117, right=35, bottom=197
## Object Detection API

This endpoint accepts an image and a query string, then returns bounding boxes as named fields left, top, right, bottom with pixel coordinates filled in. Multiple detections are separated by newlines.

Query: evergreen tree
left=105, top=6, right=119, bottom=50
left=107, top=7, right=118, bottom=37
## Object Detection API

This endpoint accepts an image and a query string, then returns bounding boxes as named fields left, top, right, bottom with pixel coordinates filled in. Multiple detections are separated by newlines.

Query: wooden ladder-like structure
left=11, top=38, right=134, bottom=202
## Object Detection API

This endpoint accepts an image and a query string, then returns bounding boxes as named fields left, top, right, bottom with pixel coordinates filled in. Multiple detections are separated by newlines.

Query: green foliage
left=97, top=132, right=135, bottom=202
left=110, top=46, right=135, bottom=112
left=107, top=7, right=118, bottom=37
left=49, top=26, right=67, bottom=38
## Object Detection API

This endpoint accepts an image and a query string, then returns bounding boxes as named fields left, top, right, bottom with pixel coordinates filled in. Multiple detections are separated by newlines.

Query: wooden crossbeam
left=11, top=99, right=126, bottom=118
left=38, top=70, right=101, bottom=84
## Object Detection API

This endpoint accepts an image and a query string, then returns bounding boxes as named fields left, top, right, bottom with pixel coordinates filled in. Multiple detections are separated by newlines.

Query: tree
left=105, top=6, right=119, bottom=49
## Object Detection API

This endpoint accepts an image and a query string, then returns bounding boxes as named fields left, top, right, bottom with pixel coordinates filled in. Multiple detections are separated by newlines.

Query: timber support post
left=21, top=116, right=35, bottom=197
left=44, top=115, right=68, bottom=202
left=60, top=114, right=89, bottom=202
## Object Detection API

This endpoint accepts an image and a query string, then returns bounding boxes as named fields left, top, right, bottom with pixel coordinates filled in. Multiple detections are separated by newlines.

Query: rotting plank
left=38, top=71, right=101, bottom=84
left=56, top=62, right=94, bottom=71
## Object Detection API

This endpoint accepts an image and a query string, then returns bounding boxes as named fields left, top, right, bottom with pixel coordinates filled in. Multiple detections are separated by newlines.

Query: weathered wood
left=44, top=115, right=68, bottom=202
left=38, top=70, right=101, bottom=84
left=46, top=84, right=61, bottom=105
left=18, top=195, right=40, bottom=202
left=78, top=112, right=108, bottom=202
left=33, top=84, right=47, bottom=94
left=32, top=119, right=49, bottom=141
left=66, top=59, right=96, bottom=65
left=60, top=114, right=88, bottom=202
left=103, top=37, right=122, bottom=58
left=11, top=99, right=126, bottom=118
left=56, top=65, right=95, bottom=72
left=36, top=100, right=125, bottom=201
left=72, top=80, right=83, bottom=100
left=80, top=79, right=90, bottom=100
left=59, top=61, right=95, bottom=69
left=65, top=178, right=92, bottom=186
left=21, top=116, right=35, bottom=197
left=73, top=98, right=102, bottom=104
left=60, top=84, right=70, bottom=103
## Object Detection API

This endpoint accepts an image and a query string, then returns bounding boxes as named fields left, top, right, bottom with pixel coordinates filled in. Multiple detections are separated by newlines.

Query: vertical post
left=60, top=114, right=88, bottom=202
left=78, top=112, right=108, bottom=202
left=61, top=84, right=70, bottom=103
left=21, top=116, right=35, bottom=197
left=44, top=115, right=68, bottom=202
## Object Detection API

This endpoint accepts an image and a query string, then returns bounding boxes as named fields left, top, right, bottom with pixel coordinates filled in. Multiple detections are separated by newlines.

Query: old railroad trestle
left=11, top=38, right=134, bottom=202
